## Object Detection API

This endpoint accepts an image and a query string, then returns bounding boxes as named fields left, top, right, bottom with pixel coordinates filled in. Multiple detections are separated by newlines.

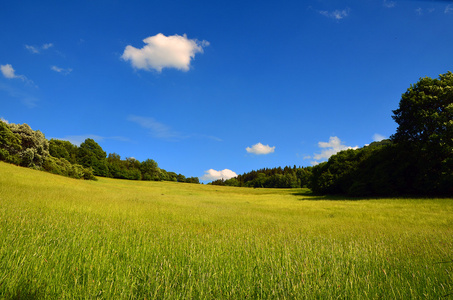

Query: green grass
left=1, top=161, right=452, bottom=299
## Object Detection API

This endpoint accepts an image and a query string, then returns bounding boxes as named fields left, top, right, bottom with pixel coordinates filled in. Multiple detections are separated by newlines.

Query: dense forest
left=1, top=72, right=451, bottom=196
left=0, top=121, right=199, bottom=183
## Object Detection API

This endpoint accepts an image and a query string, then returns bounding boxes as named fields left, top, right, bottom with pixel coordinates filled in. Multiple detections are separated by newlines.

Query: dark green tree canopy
left=49, top=139, right=78, bottom=164
left=0, top=121, right=21, bottom=154
left=79, top=138, right=107, bottom=160
left=77, top=138, right=109, bottom=176
left=392, top=71, right=453, bottom=151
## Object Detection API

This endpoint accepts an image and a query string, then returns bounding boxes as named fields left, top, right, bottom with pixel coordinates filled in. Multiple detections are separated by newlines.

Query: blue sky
left=1, top=0, right=452, bottom=182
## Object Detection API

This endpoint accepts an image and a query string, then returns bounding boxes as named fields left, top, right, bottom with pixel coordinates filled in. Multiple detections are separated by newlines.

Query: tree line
left=1, top=72, right=451, bottom=196
left=308, top=72, right=452, bottom=197
left=214, top=72, right=452, bottom=197
left=0, top=122, right=199, bottom=183
left=210, top=166, right=312, bottom=188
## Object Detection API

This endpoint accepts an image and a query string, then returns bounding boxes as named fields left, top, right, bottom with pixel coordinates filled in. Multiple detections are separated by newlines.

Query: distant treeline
left=210, top=166, right=312, bottom=188
left=0, top=121, right=199, bottom=183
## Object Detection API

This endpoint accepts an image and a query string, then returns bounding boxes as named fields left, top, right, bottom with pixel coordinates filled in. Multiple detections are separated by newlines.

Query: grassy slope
left=0, top=161, right=452, bottom=298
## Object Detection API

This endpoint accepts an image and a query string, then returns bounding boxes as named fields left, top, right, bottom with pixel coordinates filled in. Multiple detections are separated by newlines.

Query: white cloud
left=25, top=43, right=53, bottom=54
left=200, top=169, right=237, bottom=181
left=51, top=65, right=72, bottom=75
left=0, top=117, right=9, bottom=124
left=25, top=45, right=39, bottom=54
left=122, top=33, right=209, bottom=72
left=319, top=8, right=350, bottom=20
left=1, top=64, right=17, bottom=79
left=306, top=136, right=358, bottom=165
left=246, top=142, right=275, bottom=155
left=372, top=133, right=386, bottom=142
left=0, top=64, right=35, bottom=86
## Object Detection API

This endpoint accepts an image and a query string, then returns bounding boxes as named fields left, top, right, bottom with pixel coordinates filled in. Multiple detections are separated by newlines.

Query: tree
left=9, top=123, right=49, bottom=168
left=185, top=177, right=200, bottom=184
left=140, top=159, right=160, bottom=181
left=166, top=172, right=178, bottom=182
left=224, top=177, right=239, bottom=186
left=49, top=139, right=78, bottom=164
left=77, top=138, right=109, bottom=177
left=176, top=174, right=186, bottom=182
left=392, top=71, right=453, bottom=149
left=392, top=71, right=453, bottom=195
left=0, top=120, right=22, bottom=164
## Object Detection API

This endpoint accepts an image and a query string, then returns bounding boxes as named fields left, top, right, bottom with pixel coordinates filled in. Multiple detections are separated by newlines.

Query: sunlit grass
left=1, top=161, right=452, bottom=298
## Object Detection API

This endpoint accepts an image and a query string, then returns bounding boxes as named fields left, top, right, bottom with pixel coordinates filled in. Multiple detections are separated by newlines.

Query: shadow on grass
left=291, top=189, right=444, bottom=201
left=291, top=189, right=381, bottom=201
left=5, top=280, right=44, bottom=300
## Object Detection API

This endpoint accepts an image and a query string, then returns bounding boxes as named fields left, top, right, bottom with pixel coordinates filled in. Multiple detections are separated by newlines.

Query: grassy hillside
left=1, top=161, right=452, bottom=298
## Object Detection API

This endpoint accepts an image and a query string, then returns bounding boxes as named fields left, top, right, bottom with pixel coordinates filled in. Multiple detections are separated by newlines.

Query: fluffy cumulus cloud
left=200, top=169, right=237, bottom=181
left=1, top=64, right=18, bottom=79
left=246, top=142, right=275, bottom=155
left=122, top=33, right=209, bottom=72
left=305, top=136, right=358, bottom=165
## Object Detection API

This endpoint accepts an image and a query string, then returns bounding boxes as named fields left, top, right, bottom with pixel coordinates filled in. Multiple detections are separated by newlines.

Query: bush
left=43, top=156, right=96, bottom=180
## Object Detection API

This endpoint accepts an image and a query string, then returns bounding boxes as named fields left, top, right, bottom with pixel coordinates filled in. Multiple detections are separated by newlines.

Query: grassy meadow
left=0, top=161, right=452, bottom=299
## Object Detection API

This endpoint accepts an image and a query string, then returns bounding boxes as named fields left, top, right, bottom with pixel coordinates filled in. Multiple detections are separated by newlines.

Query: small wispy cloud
left=122, top=33, right=209, bottom=72
left=445, top=4, right=453, bottom=14
left=246, top=142, right=275, bottom=155
left=128, top=115, right=183, bottom=140
left=318, top=8, right=350, bottom=20
left=0, top=117, right=9, bottom=124
left=42, top=43, right=53, bottom=50
left=51, top=65, right=72, bottom=75
left=25, top=43, right=54, bottom=54
left=200, top=169, right=237, bottom=181
left=0, top=81, right=38, bottom=108
left=128, top=115, right=222, bottom=142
